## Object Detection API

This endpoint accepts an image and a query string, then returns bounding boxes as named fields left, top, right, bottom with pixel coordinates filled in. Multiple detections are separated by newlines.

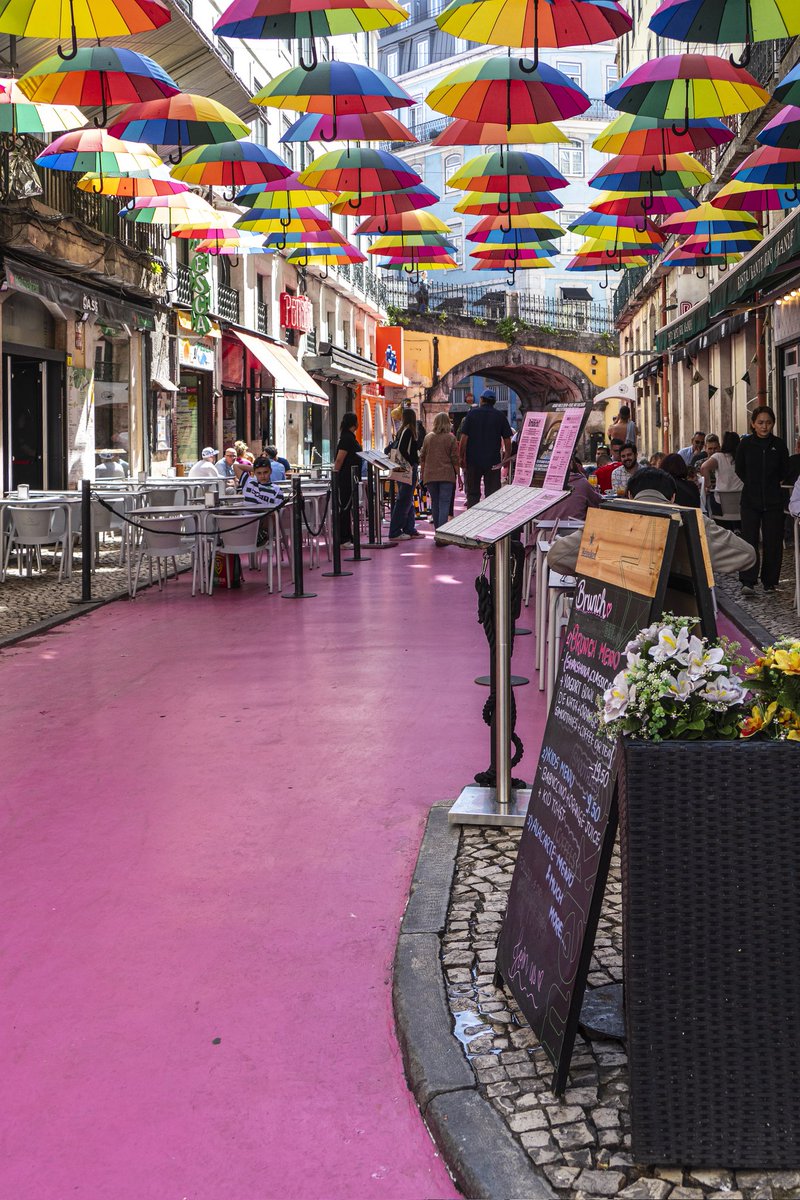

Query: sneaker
left=390, top=533, right=411, bottom=541
left=763, top=584, right=778, bottom=593
left=741, top=584, right=756, bottom=596
left=409, top=531, right=424, bottom=538
left=340, top=540, right=353, bottom=548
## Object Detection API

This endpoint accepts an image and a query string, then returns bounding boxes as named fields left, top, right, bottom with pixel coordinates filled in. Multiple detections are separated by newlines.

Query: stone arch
left=428, top=345, right=598, bottom=412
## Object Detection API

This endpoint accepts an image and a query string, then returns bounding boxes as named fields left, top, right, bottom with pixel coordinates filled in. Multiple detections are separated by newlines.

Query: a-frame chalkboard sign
left=496, top=500, right=717, bottom=1094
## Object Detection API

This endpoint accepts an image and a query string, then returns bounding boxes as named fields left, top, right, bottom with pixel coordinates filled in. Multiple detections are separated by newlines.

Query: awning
left=655, top=301, right=710, bottom=353
left=233, top=329, right=328, bottom=405
left=670, top=310, right=751, bottom=363
left=561, top=287, right=592, bottom=302
left=2, top=258, right=155, bottom=328
left=303, top=343, right=378, bottom=385
left=709, top=208, right=800, bottom=318
left=633, top=359, right=661, bottom=382
left=591, top=372, right=639, bottom=407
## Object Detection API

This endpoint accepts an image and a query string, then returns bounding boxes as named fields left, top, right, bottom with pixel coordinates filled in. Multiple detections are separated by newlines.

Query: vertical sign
left=513, top=412, right=548, bottom=488
left=376, top=326, right=404, bottom=387
left=497, top=507, right=677, bottom=1093
left=543, top=407, right=585, bottom=490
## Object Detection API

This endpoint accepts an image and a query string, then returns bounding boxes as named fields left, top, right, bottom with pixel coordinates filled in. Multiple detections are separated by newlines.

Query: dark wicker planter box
left=618, top=739, right=800, bottom=1167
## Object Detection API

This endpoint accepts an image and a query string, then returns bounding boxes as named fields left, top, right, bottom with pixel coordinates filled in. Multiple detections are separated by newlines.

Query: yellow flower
left=788, top=730, right=800, bottom=742
left=740, top=701, right=778, bottom=738
left=773, top=648, right=800, bottom=675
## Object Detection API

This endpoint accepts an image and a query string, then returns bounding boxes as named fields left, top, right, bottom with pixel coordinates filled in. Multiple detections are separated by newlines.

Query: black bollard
left=283, top=475, right=317, bottom=599
left=322, top=472, right=352, bottom=578
left=366, top=463, right=377, bottom=544
left=344, top=464, right=370, bottom=562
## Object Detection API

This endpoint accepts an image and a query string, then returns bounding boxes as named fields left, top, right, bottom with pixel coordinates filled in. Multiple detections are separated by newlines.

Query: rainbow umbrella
left=354, top=210, right=450, bottom=235
left=281, top=110, right=417, bottom=143
left=77, top=166, right=189, bottom=196
left=0, top=0, right=171, bottom=61
left=663, top=247, right=741, bottom=270
left=214, top=0, right=408, bottom=71
left=566, top=255, right=648, bottom=269
left=264, top=228, right=349, bottom=246
left=108, top=94, right=249, bottom=162
left=287, top=246, right=367, bottom=265
left=470, top=245, right=558, bottom=261
left=589, top=152, right=711, bottom=193
left=381, top=258, right=458, bottom=271
left=471, top=258, right=553, bottom=269
left=469, top=228, right=562, bottom=247
left=172, top=218, right=242, bottom=240
left=171, top=140, right=293, bottom=199
left=569, top=210, right=663, bottom=235
left=710, top=179, right=800, bottom=212
left=436, top=0, right=630, bottom=69
left=661, top=201, right=759, bottom=236
left=567, top=221, right=663, bottom=248
left=454, top=190, right=562, bottom=214
left=446, top=150, right=567, bottom=192
left=252, top=62, right=413, bottom=140
left=682, top=234, right=761, bottom=255
left=593, top=112, right=734, bottom=159
left=298, top=146, right=421, bottom=202
left=119, top=193, right=219, bottom=227
left=468, top=212, right=564, bottom=240
left=649, top=0, right=800, bottom=69
left=757, top=105, right=800, bottom=149
left=426, top=57, right=590, bottom=130
left=19, top=47, right=178, bottom=127
left=569, top=250, right=652, bottom=265
left=774, top=62, right=800, bottom=109
left=431, top=117, right=569, bottom=146
left=194, top=236, right=269, bottom=254
left=331, top=185, right=440, bottom=232
left=734, top=146, right=800, bottom=198
left=589, top=190, right=697, bottom=217
left=606, top=55, right=770, bottom=133
left=0, top=76, right=85, bottom=135
left=35, top=128, right=160, bottom=179
left=235, top=174, right=338, bottom=207
left=235, top=205, right=333, bottom=232
left=575, top=238, right=661, bottom=257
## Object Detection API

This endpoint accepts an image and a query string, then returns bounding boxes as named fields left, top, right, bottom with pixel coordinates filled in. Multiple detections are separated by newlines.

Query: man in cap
left=188, top=447, right=220, bottom=479
left=458, top=388, right=513, bottom=508
left=95, top=450, right=125, bottom=479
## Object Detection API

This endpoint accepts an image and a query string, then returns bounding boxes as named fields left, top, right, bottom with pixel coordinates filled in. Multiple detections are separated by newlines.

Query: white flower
left=626, top=651, right=643, bottom=670
left=661, top=670, right=695, bottom=701
left=685, top=636, right=725, bottom=678
left=649, top=625, right=690, bottom=664
left=701, top=676, right=748, bottom=706
left=602, top=674, right=635, bottom=721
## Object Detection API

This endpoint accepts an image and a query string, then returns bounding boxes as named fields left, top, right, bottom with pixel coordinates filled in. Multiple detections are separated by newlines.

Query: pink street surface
left=0, top=530, right=550, bottom=1200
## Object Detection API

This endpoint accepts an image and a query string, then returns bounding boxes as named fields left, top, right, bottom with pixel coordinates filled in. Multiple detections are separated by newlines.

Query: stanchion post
left=322, top=472, right=352, bottom=578
left=283, top=475, right=317, bottom=599
left=494, top=535, right=512, bottom=812
left=365, top=463, right=395, bottom=549
left=81, top=478, right=92, bottom=603
left=366, top=463, right=377, bottom=544
left=344, top=465, right=370, bottom=562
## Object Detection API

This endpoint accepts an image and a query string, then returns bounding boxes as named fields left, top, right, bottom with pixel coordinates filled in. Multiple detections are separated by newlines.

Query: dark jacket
left=735, top=433, right=789, bottom=510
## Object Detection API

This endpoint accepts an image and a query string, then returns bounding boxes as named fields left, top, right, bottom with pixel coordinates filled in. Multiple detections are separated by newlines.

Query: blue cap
left=481, top=389, right=496, bottom=401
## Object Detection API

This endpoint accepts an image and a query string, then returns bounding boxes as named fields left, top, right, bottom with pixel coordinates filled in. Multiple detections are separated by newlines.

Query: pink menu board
left=543, top=407, right=585, bottom=490
left=513, top=412, right=547, bottom=488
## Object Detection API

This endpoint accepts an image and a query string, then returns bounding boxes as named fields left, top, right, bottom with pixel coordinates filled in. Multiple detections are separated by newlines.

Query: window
left=415, top=38, right=429, bottom=68
left=251, top=117, right=268, bottom=146
left=384, top=49, right=399, bottom=78
left=558, top=210, right=581, bottom=254
left=605, top=64, right=619, bottom=93
left=556, top=61, right=582, bottom=89
left=216, top=37, right=234, bottom=69
left=443, top=152, right=461, bottom=189
left=407, top=159, right=425, bottom=184
left=446, top=220, right=463, bottom=265
left=558, top=139, right=584, bottom=177
left=219, top=255, right=231, bottom=288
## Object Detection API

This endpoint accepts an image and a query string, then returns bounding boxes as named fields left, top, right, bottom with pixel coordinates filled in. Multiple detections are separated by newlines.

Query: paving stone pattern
left=444, top=827, right=800, bottom=1200
left=716, top=541, right=798, bottom=642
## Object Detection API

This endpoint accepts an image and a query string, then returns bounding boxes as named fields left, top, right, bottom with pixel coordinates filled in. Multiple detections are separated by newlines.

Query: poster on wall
left=176, top=386, right=198, bottom=464
left=376, top=326, right=404, bottom=388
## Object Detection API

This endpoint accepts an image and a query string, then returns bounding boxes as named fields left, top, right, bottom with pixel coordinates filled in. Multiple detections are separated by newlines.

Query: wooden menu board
left=497, top=504, right=702, bottom=1094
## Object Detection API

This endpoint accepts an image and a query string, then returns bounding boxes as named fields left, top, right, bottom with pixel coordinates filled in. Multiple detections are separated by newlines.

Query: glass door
left=4, top=354, right=44, bottom=491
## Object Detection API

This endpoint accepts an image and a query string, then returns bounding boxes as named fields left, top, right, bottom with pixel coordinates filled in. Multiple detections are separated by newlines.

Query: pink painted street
left=0, top=530, right=552, bottom=1200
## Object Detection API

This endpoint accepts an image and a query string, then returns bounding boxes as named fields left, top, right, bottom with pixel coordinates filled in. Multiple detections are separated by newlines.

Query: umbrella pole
left=319, top=110, right=338, bottom=143
left=671, top=79, right=690, bottom=138
left=518, top=0, right=539, bottom=73
left=599, top=268, right=609, bottom=291
left=57, top=0, right=79, bottom=61
left=168, top=142, right=184, bottom=166
left=729, top=7, right=753, bottom=68
left=92, top=75, right=109, bottom=130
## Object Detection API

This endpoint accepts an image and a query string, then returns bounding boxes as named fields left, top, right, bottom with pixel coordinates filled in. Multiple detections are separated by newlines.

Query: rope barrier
left=92, top=491, right=287, bottom=538
left=300, top=489, right=331, bottom=539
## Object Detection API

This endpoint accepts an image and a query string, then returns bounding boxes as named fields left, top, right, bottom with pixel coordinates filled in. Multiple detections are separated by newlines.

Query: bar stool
left=546, top=571, right=576, bottom=708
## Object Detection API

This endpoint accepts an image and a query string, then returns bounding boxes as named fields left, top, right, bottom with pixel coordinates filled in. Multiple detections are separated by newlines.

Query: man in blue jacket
left=458, top=389, right=513, bottom=508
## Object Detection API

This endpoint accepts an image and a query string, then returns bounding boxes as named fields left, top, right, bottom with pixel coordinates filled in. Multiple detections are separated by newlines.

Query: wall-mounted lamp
left=590, top=355, right=598, bottom=365
left=76, top=311, right=91, bottom=324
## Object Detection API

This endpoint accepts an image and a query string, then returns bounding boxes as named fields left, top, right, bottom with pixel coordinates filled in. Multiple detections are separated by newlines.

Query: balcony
left=217, top=284, right=240, bottom=325
left=175, top=264, right=193, bottom=307
left=612, top=266, right=649, bottom=325
left=574, top=98, right=616, bottom=122
left=36, top=167, right=165, bottom=261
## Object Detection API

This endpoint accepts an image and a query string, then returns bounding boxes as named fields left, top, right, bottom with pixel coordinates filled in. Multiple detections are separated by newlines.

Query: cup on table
left=17, top=484, right=29, bottom=499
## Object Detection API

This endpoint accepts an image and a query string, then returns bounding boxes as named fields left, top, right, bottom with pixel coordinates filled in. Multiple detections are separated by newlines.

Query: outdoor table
left=0, top=495, right=82, bottom=580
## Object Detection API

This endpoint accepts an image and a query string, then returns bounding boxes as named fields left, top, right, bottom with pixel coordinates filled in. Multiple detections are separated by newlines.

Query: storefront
left=1, top=286, right=65, bottom=492
left=773, top=295, right=800, bottom=451
left=177, top=329, right=216, bottom=469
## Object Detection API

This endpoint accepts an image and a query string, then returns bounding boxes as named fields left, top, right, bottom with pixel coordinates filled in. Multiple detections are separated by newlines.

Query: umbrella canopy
left=0, top=0, right=171, bottom=60
left=446, top=150, right=567, bottom=192
left=589, top=152, right=711, bottom=193
left=287, top=246, right=367, bottom=264
left=663, top=247, right=741, bottom=268
left=77, top=166, right=189, bottom=195
left=454, top=190, right=562, bottom=214
left=567, top=221, right=663, bottom=245
left=371, top=245, right=456, bottom=260
left=710, top=179, right=800, bottom=211
left=566, top=255, right=648, bottom=270
left=427, top=57, right=590, bottom=128
left=172, top=218, right=242, bottom=240
left=368, top=232, right=455, bottom=250
left=734, top=146, right=800, bottom=191
left=681, top=234, right=761, bottom=255
left=589, top=190, right=698, bottom=217
left=661, top=201, right=759, bottom=235
left=235, top=174, right=338, bottom=206
left=119, top=193, right=219, bottom=225
left=436, top=0, right=631, bottom=57
left=108, top=94, right=249, bottom=157
left=606, top=56, right=770, bottom=128
left=252, top=61, right=413, bottom=140
left=649, top=0, right=800, bottom=46
left=0, top=76, right=85, bottom=135
left=575, top=237, right=661, bottom=257
left=468, top=226, right=563, bottom=245
left=593, top=113, right=734, bottom=157
left=568, top=250, right=651, bottom=265
left=281, top=110, right=417, bottom=143
left=170, top=140, right=293, bottom=193
left=235, top=206, right=333, bottom=232
left=774, top=62, right=800, bottom=109
left=381, top=257, right=458, bottom=271
left=354, top=210, right=450, bottom=235
left=194, top=236, right=268, bottom=254
left=470, top=241, right=558, bottom=256
left=298, top=147, right=421, bottom=194
left=35, top=128, right=160, bottom=174
left=331, top=184, right=439, bottom=218
left=431, top=117, right=569, bottom=146
left=213, top=0, right=408, bottom=45
left=264, top=229, right=349, bottom=246
left=468, top=212, right=563, bottom=239
left=757, top=105, right=800, bottom=149
left=471, top=258, right=553, bottom=270
left=19, top=48, right=178, bottom=129
left=569, top=210, right=663, bottom=234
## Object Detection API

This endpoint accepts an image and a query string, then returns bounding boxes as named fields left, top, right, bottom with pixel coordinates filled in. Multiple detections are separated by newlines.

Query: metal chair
left=130, top=516, right=199, bottom=598
left=2, top=506, right=71, bottom=581
left=208, top=512, right=262, bottom=594
left=710, top=490, right=742, bottom=529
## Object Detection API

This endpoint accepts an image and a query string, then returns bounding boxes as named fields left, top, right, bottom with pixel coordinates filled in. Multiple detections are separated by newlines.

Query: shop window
left=94, top=335, right=130, bottom=466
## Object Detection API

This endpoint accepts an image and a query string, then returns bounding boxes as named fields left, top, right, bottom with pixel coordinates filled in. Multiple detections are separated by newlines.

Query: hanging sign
left=280, top=292, right=313, bottom=333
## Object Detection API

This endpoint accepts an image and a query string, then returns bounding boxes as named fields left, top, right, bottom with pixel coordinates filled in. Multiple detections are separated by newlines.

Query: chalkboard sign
left=496, top=506, right=680, bottom=1093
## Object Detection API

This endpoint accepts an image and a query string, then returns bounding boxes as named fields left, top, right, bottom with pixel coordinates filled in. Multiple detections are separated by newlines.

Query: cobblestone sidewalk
left=444, top=827, right=800, bottom=1200
left=716, top=541, right=798, bottom=642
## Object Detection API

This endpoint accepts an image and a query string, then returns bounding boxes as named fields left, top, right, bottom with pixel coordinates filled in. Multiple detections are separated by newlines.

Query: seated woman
left=660, top=452, right=701, bottom=507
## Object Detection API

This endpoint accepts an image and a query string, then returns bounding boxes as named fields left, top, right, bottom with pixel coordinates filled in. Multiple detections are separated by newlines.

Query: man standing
left=679, top=431, right=706, bottom=465
left=610, top=442, right=639, bottom=493
left=458, top=388, right=513, bottom=508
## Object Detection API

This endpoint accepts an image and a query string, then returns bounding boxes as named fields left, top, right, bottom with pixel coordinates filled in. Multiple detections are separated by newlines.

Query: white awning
left=233, top=329, right=328, bottom=406
left=591, top=373, right=638, bottom=408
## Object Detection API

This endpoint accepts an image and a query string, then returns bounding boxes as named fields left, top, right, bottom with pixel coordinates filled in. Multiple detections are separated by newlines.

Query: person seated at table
left=240, top=456, right=284, bottom=511
left=547, top=468, right=756, bottom=582
left=789, top=476, right=800, bottom=518
left=661, top=452, right=701, bottom=507
left=95, top=450, right=125, bottom=479
left=266, top=444, right=291, bottom=475
left=216, top=448, right=236, bottom=479
left=264, top=445, right=287, bottom=482
left=649, top=451, right=665, bottom=468
left=188, top=447, right=220, bottom=479
left=544, top=455, right=602, bottom=522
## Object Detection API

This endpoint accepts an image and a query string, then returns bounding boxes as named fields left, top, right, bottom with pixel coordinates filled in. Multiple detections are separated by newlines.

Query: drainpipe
left=660, top=278, right=670, bottom=455
left=755, top=301, right=767, bottom=404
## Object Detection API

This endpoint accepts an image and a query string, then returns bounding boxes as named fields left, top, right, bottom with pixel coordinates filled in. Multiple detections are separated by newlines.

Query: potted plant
left=598, top=619, right=800, bottom=1167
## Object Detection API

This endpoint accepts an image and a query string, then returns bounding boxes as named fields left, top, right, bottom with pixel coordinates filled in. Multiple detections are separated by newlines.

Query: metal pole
left=80, top=478, right=92, bottom=603
left=365, top=464, right=395, bottom=549
left=322, top=472, right=352, bottom=578
left=283, top=475, right=316, bottom=599
left=494, top=535, right=512, bottom=812
left=345, top=464, right=370, bottom=562
left=366, top=463, right=377, bottom=543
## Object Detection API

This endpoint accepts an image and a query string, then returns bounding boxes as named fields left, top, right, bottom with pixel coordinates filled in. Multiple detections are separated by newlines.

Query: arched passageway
left=429, top=346, right=598, bottom=412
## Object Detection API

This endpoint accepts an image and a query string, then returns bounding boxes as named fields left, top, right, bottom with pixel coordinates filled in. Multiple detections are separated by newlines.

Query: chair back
left=213, top=513, right=262, bottom=555
left=147, top=487, right=188, bottom=507
left=9, top=506, right=59, bottom=540
left=716, top=490, right=742, bottom=518
left=139, top=517, right=188, bottom=556
left=91, top=500, right=115, bottom=534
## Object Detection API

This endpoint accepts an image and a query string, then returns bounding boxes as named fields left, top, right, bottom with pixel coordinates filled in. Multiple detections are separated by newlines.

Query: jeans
left=465, top=463, right=502, bottom=508
left=427, top=480, right=455, bottom=529
left=739, top=504, right=784, bottom=587
left=388, top=468, right=417, bottom=538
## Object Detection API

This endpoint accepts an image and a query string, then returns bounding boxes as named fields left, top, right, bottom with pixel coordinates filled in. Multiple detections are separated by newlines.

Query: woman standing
left=735, top=406, right=790, bottom=593
left=333, top=412, right=362, bottom=548
left=420, top=412, right=460, bottom=536
left=698, top=431, right=742, bottom=513
left=388, top=407, right=420, bottom=541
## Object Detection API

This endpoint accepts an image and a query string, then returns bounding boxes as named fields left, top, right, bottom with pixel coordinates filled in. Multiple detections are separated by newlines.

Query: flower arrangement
left=741, top=637, right=800, bottom=741
left=599, top=616, right=748, bottom=742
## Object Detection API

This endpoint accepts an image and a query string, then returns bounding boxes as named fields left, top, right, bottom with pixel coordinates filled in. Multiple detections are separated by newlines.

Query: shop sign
left=710, top=208, right=800, bottom=317
left=190, top=251, right=212, bottom=336
left=3, top=259, right=155, bottom=328
left=280, top=292, right=313, bottom=332
left=179, top=337, right=215, bottom=371
left=655, top=301, right=709, bottom=353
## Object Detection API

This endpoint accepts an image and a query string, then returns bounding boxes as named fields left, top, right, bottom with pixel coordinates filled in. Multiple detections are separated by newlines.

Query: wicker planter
left=618, top=739, right=800, bottom=1167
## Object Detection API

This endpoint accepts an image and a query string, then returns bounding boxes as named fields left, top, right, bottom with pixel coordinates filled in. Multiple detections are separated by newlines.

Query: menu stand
left=357, top=451, right=399, bottom=550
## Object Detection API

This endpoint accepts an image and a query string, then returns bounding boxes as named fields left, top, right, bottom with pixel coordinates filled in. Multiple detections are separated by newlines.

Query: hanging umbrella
left=567, top=222, right=663, bottom=248
left=432, top=117, right=569, bottom=146
left=235, top=174, right=338, bottom=206
left=569, top=250, right=652, bottom=265
left=662, top=247, right=741, bottom=272
left=35, top=129, right=160, bottom=181
left=119, top=193, right=219, bottom=227
left=593, top=112, right=734, bottom=159
left=589, top=190, right=698, bottom=217
left=381, top=258, right=458, bottom=276
left=606, top=56, right=769, bottom=135
left=588, top=152, right=711, bottom=193
left=575, top=238, right=661, bottom=257
left=661, top=201, right=759, bottom=236
left=77, top=166, right=189, bottom=196
left=235, top=205, right=333, bottom=232
left=281, top=110, right=417, bottom=143
left=195, top=238, right=269, bottom=254
left=734, top=146, right=800, bottom=199
left=172, top=217, right=244, bottom=240
left=170, top=140, right=293, bottom=199
left=0, top=77, right=85, bottom=136
left=682, top=234, right=761, bottom=256
left=774, top=62, right=800, bottom=109
left=569, top=210, right=663, bottom=235
left=471, top=258, right=553, bottom=269
left=0, top=0, right=171, bottom=62
left=214, top=0, right=409, bottom=71
left=108, top=94, right=250, bottom=163
left=567, top=255, right=648, bottom=269
left=19, top=47, right=178, bottom=127
left=354, top=210, right=450, bottom=235
left=649, top=0, right=800, bottom=69
left=298, top=146, right=421, bottom=204
left=468, top=228, right=563, bottom=247
left=468, top=212, right=564, bottom=240
left=426, top=57, right=590, bottom=131
left=264, top=228, right=349, bottom=246
left=287, top=246, right=367, bottom=264
left=436, top=0, right=631, bottom=69
left=331, top=185, right=440, bottom=232
left=710, top=179, right=800, bottom=211
left=252, top=62, right=414, bottom=140
left=454, top=189, right=562, bottom=214
left=757, top=105, right=800, bottom=149
left=446, top=150, right=567, bottom=193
